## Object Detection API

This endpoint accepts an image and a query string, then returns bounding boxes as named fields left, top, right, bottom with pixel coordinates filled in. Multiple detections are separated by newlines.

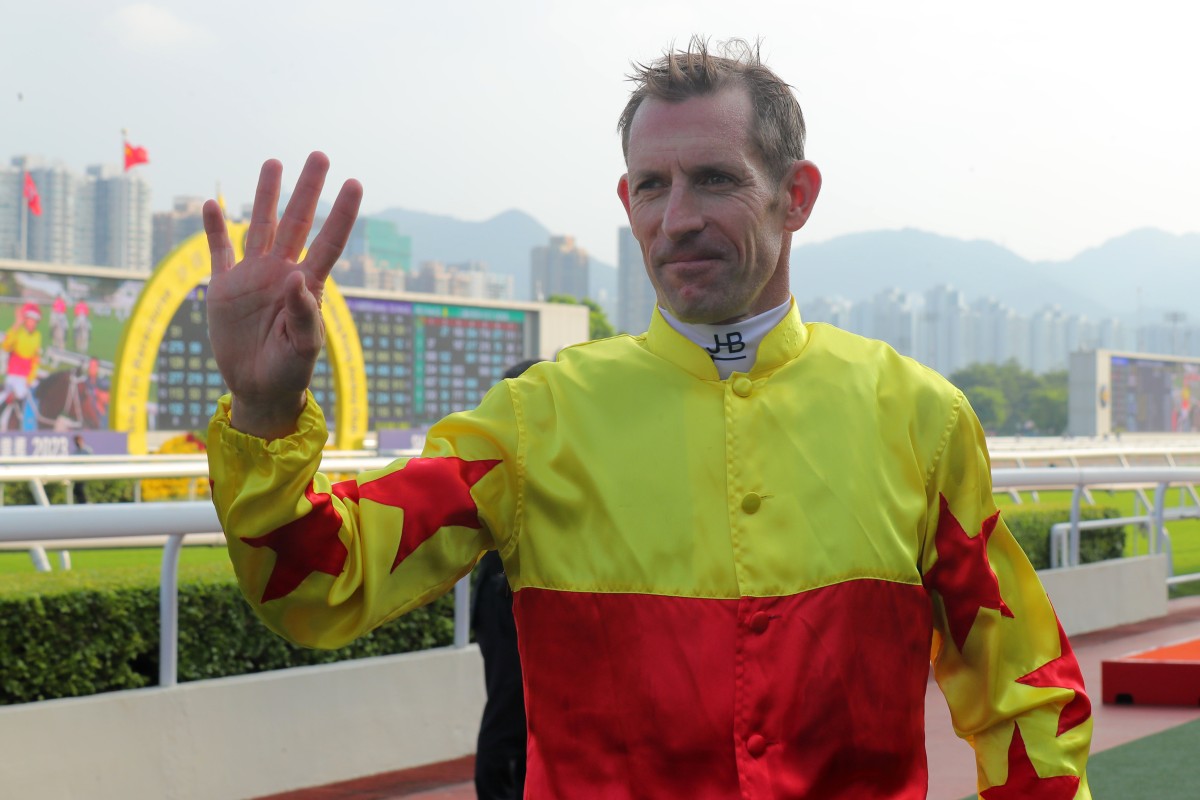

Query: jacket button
left=741, top=492, right=762, bottom=514
left=732, top=376, right=753, bottom=397
left=747, top=734, right=767, bottom=758
left=749, top=611, right=770, bottom=634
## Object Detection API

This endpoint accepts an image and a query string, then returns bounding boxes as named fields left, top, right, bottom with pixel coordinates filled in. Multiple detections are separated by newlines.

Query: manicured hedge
left=1001, top=503, right=1127, bottom=570
left=0, top=563, right=454, bottom=706
left=2, top=477, right=135, bottom=505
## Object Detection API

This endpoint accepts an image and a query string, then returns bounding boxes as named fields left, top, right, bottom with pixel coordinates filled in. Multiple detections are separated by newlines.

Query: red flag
left=23, top=171, right=42, bottom=216
left=124, top=141, right=149, bottom=171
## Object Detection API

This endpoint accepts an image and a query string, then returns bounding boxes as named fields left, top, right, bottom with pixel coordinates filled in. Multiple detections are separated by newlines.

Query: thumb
left=282, top=271, right=323, bottom=356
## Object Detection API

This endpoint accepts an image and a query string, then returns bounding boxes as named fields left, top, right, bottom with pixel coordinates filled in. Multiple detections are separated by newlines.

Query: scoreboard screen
left=349, top=297, right=533, bottom=428
left=154, top=287, right=335, bottom=432
left=1110, top=355, right=1200, bottom=433
left=154, top=290, right=534, bottom=432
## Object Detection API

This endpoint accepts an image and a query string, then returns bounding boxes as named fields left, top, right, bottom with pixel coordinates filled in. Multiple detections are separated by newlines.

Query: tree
left=948, top=360, right=1066, bottom=436
left=1028, top=371, right=1068, bottom=434
left=967, top=385, right=1009, bottom=433
left=547, top=294, right=615, bottom=341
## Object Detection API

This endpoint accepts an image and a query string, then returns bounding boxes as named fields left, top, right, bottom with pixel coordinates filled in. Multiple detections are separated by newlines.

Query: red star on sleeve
left=1016, top=619, right=1092, bottom=736
left=923, top=494, right=1014, bottom=652
left=980, top=724, right=1080, bottom=799
left=357, top=457, right=501, bottom=571
left=241, top=482, right=349, bottom=603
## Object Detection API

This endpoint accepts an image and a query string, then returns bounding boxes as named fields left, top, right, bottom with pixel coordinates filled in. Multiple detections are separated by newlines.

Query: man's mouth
left=658, top=251, right=725, bottom=269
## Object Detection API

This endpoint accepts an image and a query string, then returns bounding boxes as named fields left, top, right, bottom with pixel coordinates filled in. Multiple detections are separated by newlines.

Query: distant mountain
left=367, top=204, right=1200, bottom=325
left=790, top=227, right=1200, bottom=321
left=1041, top=228, right=1200, bottom=321
left=789, top=229, right=1109, bottom=317
left=372, top=207, right=617, bottom=316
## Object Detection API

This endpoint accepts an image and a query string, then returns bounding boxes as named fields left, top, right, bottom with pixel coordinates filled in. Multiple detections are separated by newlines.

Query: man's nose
left=661, top=185, right=704, bottom=241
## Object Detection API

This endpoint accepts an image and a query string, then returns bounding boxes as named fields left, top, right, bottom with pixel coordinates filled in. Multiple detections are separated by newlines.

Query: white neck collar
left=659, top=299, right=792, bottom=379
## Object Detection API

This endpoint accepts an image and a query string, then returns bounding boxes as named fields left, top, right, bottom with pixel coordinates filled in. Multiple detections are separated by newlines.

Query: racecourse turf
left=963, top=716, right=1200, bottom=799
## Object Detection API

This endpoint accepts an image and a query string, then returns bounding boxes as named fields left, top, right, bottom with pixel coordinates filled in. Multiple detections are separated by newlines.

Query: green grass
left=963, top=716, right=1200, bottom=800
left=0, top=545, right=233, bottom=578
left=995, top=487, right=1200, bottom=596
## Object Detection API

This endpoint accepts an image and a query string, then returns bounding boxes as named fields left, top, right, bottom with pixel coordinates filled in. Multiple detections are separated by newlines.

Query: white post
left=453, top=575, right=470, bottom=648
left=159, top=533, right=185, bottom=687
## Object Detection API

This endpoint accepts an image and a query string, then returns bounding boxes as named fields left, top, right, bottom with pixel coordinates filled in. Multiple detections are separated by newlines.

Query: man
left=72, top=299, right=91, bottom=353
left=3, top=302, right=42, bottom=410
left=50, top=294, right=68, bottom=349
left=204, top=39, right=1091, bottom=798
left=72, top=434, right=93, bottom=505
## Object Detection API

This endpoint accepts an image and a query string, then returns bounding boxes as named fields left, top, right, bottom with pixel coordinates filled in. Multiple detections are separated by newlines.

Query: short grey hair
left=617, top=36, right=807, bottom=181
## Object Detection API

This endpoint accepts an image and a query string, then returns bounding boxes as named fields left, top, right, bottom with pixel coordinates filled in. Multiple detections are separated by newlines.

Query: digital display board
left=4, top=263, right=539, bottom=444
left=153, top=287, right=339, bottom=433
left=1, top=267, right=135, bottom=435
left=1110, top=355, right=1200, bottom=433
left=348, top=297, right=532, bottom=429
left=151, top=289, right=534, bottom=434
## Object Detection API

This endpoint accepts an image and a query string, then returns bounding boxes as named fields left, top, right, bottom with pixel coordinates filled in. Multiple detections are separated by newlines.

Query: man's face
left=618, top=87, right=818, bottom=324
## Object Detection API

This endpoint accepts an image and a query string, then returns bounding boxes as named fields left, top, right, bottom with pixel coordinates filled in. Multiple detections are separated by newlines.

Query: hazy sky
left=5, top=1, right=1198, bottom=267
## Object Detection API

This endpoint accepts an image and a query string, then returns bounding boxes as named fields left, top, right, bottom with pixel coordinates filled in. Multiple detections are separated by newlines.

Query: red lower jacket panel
left=514, top=579, right=934, bottom=800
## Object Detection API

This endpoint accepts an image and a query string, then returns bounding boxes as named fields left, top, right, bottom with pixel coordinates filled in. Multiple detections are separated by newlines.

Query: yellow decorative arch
left=111, top=222, right=367, bottom=453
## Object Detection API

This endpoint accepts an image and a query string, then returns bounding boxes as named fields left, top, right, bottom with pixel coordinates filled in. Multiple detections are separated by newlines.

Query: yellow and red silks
left=209, top=303, right=1092, bottom=799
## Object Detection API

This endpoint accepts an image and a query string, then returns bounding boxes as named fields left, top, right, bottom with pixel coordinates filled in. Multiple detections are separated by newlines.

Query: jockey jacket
left=2, top=326, right=41, bottom=381
left=208, top=301, right=1092, bottom=799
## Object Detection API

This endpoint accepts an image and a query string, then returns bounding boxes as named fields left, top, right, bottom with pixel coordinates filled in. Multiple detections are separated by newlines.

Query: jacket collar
left=642, top=297, right=809, bottom=380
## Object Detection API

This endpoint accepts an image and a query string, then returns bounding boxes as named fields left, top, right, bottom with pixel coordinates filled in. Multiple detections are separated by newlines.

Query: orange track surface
left=1129, top=637, right=1200, bottom=661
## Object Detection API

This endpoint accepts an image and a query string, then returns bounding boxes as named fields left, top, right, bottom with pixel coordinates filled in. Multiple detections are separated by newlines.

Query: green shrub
left=0, top=564, right=454, bottom=705
left=1002, top=503, right=1127, bottom=570
left=0, top=478, right=135, bottom=506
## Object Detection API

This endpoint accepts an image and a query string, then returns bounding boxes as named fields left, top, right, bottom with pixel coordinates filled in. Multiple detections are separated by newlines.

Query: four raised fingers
left=206, top=152, right=358, bottom=281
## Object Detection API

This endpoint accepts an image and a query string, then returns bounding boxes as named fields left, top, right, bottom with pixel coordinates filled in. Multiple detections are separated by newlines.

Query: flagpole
left=18, top=157, right=27, bottom=261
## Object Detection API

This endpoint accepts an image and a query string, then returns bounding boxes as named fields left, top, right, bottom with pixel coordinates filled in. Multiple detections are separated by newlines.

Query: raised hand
left=203, top=152, right=363, bottom=439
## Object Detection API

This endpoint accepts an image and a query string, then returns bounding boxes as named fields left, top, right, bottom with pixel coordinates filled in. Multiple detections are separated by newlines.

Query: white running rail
left=4, top=457, right=1200, bottom=687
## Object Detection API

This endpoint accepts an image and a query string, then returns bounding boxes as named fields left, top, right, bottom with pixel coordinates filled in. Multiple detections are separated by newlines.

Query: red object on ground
left=1102, top=637, right=1200, bottom=706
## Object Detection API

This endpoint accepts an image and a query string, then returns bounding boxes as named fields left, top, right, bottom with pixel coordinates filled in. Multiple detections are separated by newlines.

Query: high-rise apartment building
left=78, top=164, right=152, bottom=270
left=23, top=158, right=78, bottom=265
left=152, top=196, right=207, bottom=267
left=616, top=226, right=656, bottom=333
left=345, top=218, right=412, bottom=274
left=799, top=296, right=852, bottom=329
left=920, top=284, right=971, bottom=376
left=971, top=297, right=1024, bottom=367
left=1, top=157, right=79, bottom=264
left=406, top=260, right=513, bottom=300
left=530, top=235, right=589, bottom=302
left=0, top=164, right=23, bottom=260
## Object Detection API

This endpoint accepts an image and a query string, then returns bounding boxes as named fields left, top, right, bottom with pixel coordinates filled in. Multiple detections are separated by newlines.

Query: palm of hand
left=206, top=252, right=324, bottom=403
left=202, top=152, right=362, bottom=437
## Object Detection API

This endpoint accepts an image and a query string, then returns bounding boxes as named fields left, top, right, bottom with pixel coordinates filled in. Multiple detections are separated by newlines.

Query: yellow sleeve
left=207, top=385, right=521, bottom=649
left=923, top=394, right=1092, bottom=799
left=29, top=333, right=40, bottom=380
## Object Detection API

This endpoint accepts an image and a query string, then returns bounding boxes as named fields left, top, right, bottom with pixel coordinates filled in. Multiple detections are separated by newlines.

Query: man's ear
left=781, top=161, right=822, bottom=232
left=617, top=175, right=632, bottom=217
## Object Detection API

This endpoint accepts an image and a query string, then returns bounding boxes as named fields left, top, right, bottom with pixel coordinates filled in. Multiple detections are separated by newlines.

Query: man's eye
left=635, top=179, right=664, bottom=192
left=700, top=174, right=732, bottom=186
